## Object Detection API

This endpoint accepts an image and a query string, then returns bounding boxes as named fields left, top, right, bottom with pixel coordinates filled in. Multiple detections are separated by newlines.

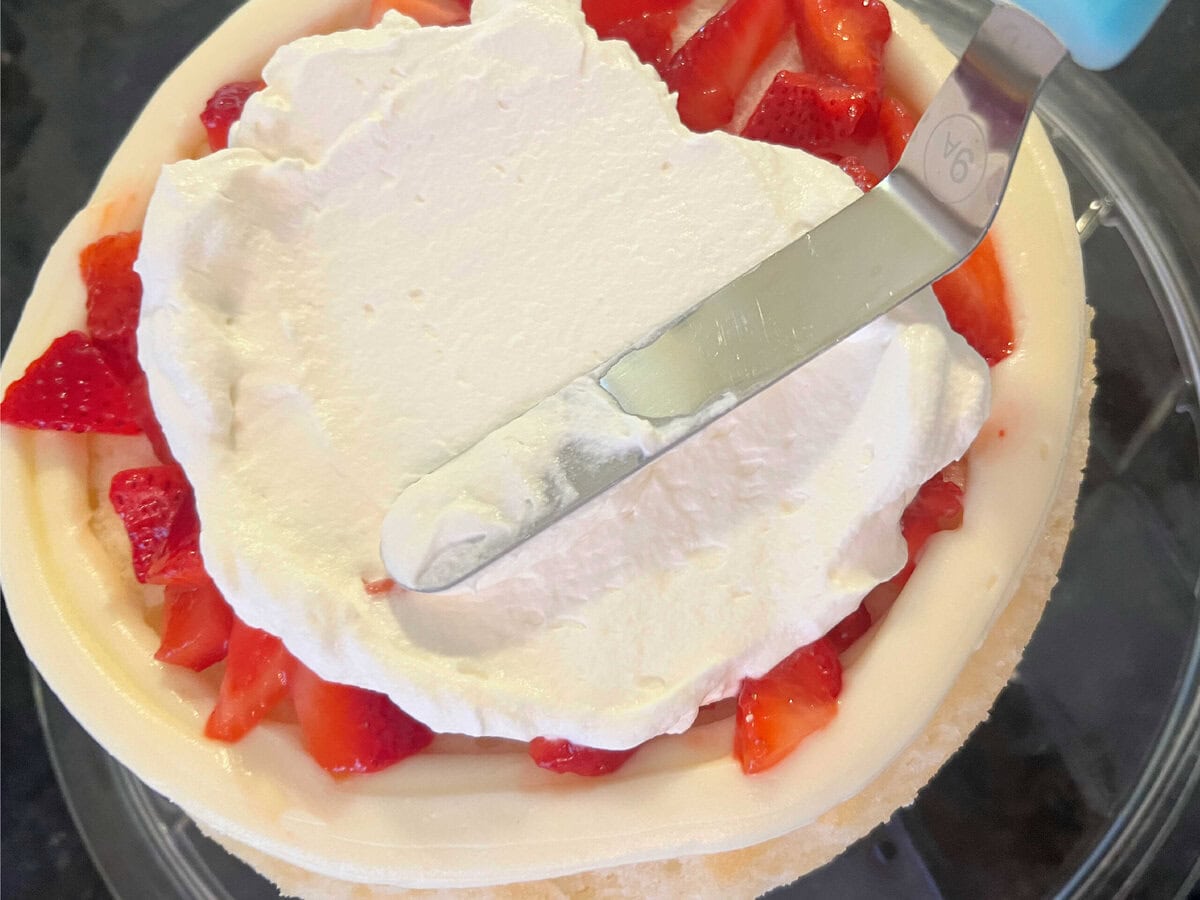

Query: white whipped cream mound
left=137, top=0, right=989, bottom=749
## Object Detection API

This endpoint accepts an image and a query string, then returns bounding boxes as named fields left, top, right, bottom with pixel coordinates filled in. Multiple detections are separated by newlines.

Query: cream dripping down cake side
left=0, top=0, right=1091, bottom=895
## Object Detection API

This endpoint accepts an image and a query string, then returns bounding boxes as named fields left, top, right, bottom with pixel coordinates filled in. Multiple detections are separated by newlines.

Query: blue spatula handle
left=1007, top=0, right=1171, bottom=69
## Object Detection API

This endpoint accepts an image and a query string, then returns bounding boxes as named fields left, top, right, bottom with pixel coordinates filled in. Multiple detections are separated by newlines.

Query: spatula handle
left=1006, top=0, right=1171, bottom=69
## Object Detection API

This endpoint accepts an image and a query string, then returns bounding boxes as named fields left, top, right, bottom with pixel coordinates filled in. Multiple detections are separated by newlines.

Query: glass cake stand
left=13, top=0, right=1200, bottom=897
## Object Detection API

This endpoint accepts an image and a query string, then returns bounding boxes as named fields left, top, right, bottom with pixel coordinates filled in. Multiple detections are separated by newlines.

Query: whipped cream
left=136, top=0, right=989, bottom=749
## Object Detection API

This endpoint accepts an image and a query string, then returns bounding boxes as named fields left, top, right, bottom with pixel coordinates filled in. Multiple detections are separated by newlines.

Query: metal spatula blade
left=383, top=1, right=1164, bottom=593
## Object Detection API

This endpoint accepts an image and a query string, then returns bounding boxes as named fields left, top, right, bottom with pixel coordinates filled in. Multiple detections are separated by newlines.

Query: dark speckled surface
left=2, top=1, right=1198, bottom=898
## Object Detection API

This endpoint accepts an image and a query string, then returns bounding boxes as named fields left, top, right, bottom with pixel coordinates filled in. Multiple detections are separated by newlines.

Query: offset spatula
left=383, top=0, right=1168, bottom=592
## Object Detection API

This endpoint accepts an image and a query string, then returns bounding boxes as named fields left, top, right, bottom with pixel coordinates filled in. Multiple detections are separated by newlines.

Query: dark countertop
left=2, top=2, right=1198, bottom=898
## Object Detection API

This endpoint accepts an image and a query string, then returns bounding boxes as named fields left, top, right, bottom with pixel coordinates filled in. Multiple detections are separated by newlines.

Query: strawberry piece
left=200, top=80, right=266, bottom=152
left=78, top=230, right=174, bottom=460
left=582, top=0, right=687, bottom=32
left=886, top=466, right=966, bottom=587
left=80, top=232, right=142, bottom=339
left=857, top=464, right=967, bottom=619
left=205, top=619, right=294, bottom=742
left=932, top=235, right=1013, bottom=365
left=605, top=12, right=680, bottom=74
left=583, top=0, right=689, bottom=74
left=878, top=95, right=915, bottom=171
left=363, top=577, right=398, bottom=596
left=664, top=0, right=790, bottom=133
left=292, top=664, right=433, bottom=775
left=902, top=468, right=964, bottom=557
left=124, top=371, right=174, bottom=463
left=109, top=465, right=204, bottom=584
left=79, top=231, right=143, bottom=382
left=1, top=331, right=141, bottom=434
left=143, top=497, right=205, bottom=586
left=837, top=154, right=880, bottom=191
left=793, top=0, right=891, bottom=92
left=827, top=601, right=872, bottom=653
left=734, top=638, right=842, bottom=774
left=528, top=737, right=637, bottom=776
left=155, top=579, right=234, bottom=671
left=368, top=0, right=471, bottom=28
left=742, top=70, right=876, bottom=153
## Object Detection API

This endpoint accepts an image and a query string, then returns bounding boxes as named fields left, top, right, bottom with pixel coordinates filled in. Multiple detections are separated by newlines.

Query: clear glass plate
left=22, top=0, right=1200, bottom=897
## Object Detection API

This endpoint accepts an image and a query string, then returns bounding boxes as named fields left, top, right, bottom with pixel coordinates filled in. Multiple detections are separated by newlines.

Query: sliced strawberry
left=292, top=664, right=433, bottom=775
left=368, top=0, right=471, bottom=28
left=363, top=577, right=398, bottom=596
left=528, top=737, right=638, bottom=776
left=664, top=0, right=790, bottom=133
left=124, top=371, right=174, bottom=463
left=1, top=331, right=141, bottom=434
left=837, top=154, right=881, bottom=191
left=77, top=230, right=175, bottom=459
left=582, top=0, right=687, bottom=32
left=604, top=12, right=679, bottom=74
left=878, top=95, right=915, bottom=171
left=79, top=231, right=143, bottom=382
left=902, top=467, right=964, bottom=556
left=80, top=232, right=142, bottom=339
left=793, top=0, right=891, bottom=92
left=827, top=601, right=872, bottom=653
left=742, top=70, right=876, bottom=153
left=734, top=637, right=842, bottom=774
left=200, top=80, right=266, bottom=152
left=884, top=465, right=966, bottom=588
left=854, top=464, right=968, bottom=621
left=583, top=0, right=689, bottom=74
left=143, top=496, right=206, bottom=586
left=932, top=235, right=1013, bottom=365
left=155, top=579, right=234, bottom=671
left=109, top=465, right=203, bottom=584
left=205, top=619, right=294, bottom=742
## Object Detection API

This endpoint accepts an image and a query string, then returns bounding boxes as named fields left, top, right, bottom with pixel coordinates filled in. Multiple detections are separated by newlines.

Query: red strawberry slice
left=155, top=579, right=234, bottom=671
left=292, top=664, right=434, bottom=775
left=827, top=601, right=872, bottom=653
left=200, top=80, right=266, bottom=152
left=793, top=0, right=891, bottom=92
left=363, top=577, right=398, bottom=596
left=143, top=496, right=205, bottom=586
left=80, top=232, right=142, bottom=339
left=901, top=466, right=965, bottom=559
left=583, top=0, right=689, bottom=74
left=123, top=371, right=174, bottom=463
left=205, top=619, right=295, bottom=742
left=1, top=331, right=141, bottom=434
left=79, top=231, right=143, bottom=382
left=583, top=0, right=687, bottom=32
left=109, top=465, right=204, bottom=584
left=878, top=95, right=916, bottom=171
left=741, top=70, right=877, bottom=153
left=885, top=464, right=966, bottom=588
left=368, top=0, right=471, bottom=28
left=836, top=154, right=880, bottom=191
left=664, top=0, right=790, bottom=133
left=734, top=637, right=841, bottom=774
left=932, top=235, right=1013, bottom=365
left=604, top=12, right=679, bottom=74
left=528, top=737, right=638, bottom=776
left=856, top=463, right=967, bottom=621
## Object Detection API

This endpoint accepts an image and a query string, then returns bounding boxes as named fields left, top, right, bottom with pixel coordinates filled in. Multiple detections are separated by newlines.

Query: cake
left=0, top=0, right=1090, bottom=895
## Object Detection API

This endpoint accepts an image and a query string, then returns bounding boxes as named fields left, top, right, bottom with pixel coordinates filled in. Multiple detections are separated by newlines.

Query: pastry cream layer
left=0, top=0, right=1086, bottom=889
